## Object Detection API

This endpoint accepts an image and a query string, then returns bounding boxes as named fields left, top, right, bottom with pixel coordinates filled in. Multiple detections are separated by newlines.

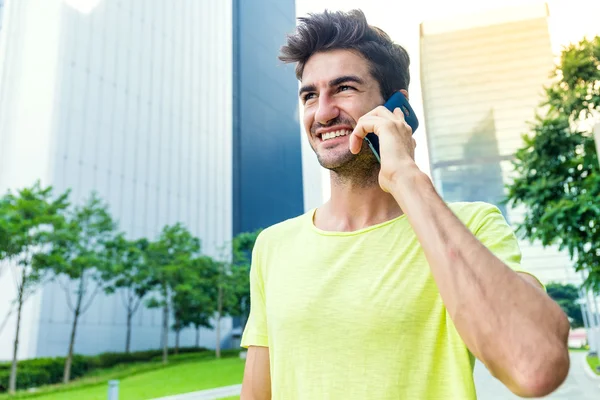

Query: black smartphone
left=364, top=92, right=419, bottom=162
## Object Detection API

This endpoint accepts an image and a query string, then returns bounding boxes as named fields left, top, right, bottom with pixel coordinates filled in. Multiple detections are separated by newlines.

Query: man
left=240, top=9, right=570, bottom=400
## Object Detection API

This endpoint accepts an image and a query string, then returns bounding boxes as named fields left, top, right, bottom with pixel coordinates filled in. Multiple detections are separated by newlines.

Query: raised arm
left=351, top=105, right=570, bottom=398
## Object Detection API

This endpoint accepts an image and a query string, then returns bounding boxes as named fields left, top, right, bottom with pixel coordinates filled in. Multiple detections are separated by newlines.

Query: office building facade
left=0, top=0, right=4, bottom=31
left=0, top=0, right=310, bottom=359
left=419, top=4, right=579, bottom=285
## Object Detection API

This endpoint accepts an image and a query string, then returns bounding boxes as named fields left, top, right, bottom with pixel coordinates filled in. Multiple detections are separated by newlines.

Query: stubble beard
left=310, top=116, right=380, bottom=188
left=315, top=143, right=380, bottom=189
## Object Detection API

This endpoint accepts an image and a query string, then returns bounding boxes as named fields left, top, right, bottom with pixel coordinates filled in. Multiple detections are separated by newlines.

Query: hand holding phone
left=363, top=92, right=418, bottom=163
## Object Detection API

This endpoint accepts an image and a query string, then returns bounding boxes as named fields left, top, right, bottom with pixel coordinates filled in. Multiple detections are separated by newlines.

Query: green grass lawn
left=568, top=347, right=589, bottom=352
left=3, top=356, right=245, bottom=400
left=587, top=355, right=599, bottom=375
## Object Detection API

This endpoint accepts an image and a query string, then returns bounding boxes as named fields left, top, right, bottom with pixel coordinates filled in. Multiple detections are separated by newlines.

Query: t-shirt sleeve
left=241, top=234, right=269, bottom=348
left=473, top=204, right=543, bottom=287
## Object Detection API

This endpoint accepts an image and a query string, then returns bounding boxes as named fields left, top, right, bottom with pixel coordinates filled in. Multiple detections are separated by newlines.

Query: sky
left=295, top=0, right=600, bottom=177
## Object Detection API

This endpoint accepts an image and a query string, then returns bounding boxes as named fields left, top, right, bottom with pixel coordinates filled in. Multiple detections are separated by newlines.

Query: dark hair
left=279, top=9, right=410, bottom=99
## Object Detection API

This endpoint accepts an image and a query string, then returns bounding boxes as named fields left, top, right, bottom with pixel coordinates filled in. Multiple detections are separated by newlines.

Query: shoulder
left=249, top=211, right=312, bottom=277
left=253, top=210, right=313, bottom=250
left=447, top=201, right=507, bottom=232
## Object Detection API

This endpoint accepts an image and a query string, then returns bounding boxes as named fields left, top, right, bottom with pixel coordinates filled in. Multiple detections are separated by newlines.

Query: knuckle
left=389, top=120, right=403, bottom=130
left=397, top=120, right=411, bottom=132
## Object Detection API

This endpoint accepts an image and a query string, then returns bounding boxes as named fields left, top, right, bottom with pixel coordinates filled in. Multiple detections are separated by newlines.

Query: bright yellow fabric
left=241, top=202, right=528, bottom=399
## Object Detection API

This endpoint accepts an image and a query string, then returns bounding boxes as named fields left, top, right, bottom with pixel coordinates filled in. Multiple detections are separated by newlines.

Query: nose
left=314, top=94, right=340, bottom=125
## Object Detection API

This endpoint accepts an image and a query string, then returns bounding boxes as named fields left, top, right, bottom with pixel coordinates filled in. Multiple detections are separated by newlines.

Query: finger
left=349, top=116, right=388, bottom=154
left=369, top=105, right=395, bottom=118
left=392, top=107, right=407, bottom=122
left=349, top=117, right=371, bottom=154
left=349, top=133, right=362, bottom=155
left=368, top=105, right=407, bottom=124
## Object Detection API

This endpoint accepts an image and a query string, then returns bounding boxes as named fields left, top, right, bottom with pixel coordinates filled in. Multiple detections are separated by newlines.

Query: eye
left=302, top=92, right=317, bottom=103
left=338, top=85, right=355, bottom=93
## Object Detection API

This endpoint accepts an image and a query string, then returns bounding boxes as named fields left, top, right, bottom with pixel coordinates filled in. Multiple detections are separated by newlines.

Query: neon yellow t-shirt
left=241, top=202, right=528, bottom=399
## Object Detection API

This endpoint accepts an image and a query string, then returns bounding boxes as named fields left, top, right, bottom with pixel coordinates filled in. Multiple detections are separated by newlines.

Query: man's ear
left=399, top=89, right=409, bottom=100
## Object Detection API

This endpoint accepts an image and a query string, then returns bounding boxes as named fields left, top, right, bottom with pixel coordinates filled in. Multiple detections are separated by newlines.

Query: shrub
left=0, top=346, right=210, bottom=393
left=0, top=367, right=51, bottom=391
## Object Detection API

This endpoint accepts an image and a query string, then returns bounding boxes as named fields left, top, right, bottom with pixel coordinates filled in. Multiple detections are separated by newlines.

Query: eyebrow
left=298, top=75, right=365, bottom=97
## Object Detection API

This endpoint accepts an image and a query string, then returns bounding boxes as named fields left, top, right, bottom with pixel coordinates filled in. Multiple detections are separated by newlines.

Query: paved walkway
left=151, top=352, right=598, bottom=400
left=475, top=351, right=600, bottom=399
left=151, top=384, right=241, bottom=400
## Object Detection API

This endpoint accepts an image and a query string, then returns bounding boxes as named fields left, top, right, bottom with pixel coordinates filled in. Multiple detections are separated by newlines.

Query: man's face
left=300, top=49, right=384, bottom=170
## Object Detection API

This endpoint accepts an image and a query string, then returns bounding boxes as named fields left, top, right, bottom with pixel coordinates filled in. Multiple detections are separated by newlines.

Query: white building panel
left=0, top=0, right=233, bottom=359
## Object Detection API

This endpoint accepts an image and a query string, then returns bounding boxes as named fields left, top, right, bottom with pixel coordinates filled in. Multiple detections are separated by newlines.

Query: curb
left=581, top=354, right=600, bottom=381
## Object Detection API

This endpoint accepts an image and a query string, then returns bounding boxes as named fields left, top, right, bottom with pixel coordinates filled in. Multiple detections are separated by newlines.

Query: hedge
left=0, top=346, right=208, bottom=392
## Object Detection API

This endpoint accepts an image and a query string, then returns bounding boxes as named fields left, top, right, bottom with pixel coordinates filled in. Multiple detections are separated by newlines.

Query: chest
left=263, top=236, right=444, bottom=339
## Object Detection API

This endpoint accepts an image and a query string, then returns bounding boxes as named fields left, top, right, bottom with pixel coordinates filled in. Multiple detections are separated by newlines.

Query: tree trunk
left=125, top=309, right=133, bottom=353
left=0, top=306, right=15, bottom=336
left=175, top=328, right=180, bottom=355
left=9, top=273, right=26, bottom=394
left=216, top=285, right=223, bottom=359
left=63, top=277, right=84, bottom=384
left=195, top=325, right=200, bottom=348
left=161, top=299, right=169, bottom=364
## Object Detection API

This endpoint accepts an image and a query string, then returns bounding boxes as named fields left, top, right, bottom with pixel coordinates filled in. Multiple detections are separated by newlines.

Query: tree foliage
left=546, top=282, right=584, bottom=328
left=50, top=192, right=118, bottom=383
left=505, top=36, right=600, bottom=291
left=228, top=230, right=261, bottom=325
left=146, top=223, right=201, bottom=364
left=0, top=182, right=69, bottom=393
left=0, top=180, right=260, bottom=388
left=171, top=255, right=219, bottom=350
left=105, top=235, right=154, bottom=353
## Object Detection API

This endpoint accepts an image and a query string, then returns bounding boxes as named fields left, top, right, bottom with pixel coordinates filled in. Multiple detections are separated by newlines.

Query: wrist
left=388, top=165, right=435, bottom=209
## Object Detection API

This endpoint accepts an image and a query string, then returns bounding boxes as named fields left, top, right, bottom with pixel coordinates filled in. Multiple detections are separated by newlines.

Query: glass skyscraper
left=420, top=4, right=579, bottom=285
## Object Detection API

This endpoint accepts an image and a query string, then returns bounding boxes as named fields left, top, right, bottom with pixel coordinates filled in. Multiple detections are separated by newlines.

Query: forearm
left=241, top=346, right=271, bottom=400
left=389, top=164, right=569, bottom=396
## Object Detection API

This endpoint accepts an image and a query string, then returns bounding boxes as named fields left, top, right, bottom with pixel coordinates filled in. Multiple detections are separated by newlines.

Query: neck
left=315, top=169, right=404, bottom=232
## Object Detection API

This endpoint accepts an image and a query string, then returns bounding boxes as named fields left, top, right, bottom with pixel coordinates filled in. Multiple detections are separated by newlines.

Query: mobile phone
left=364, top=92, right=419, bottom=163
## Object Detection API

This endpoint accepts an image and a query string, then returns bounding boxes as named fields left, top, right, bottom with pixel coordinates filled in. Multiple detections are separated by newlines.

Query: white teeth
left=322, top=130, right=350, bottom=141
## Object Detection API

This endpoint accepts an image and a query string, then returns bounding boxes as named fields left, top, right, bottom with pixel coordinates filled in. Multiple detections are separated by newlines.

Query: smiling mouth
left=319, top=129, right=352, bottom=141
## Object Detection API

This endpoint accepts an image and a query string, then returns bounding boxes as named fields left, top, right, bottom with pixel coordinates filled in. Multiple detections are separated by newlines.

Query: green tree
left=229, top=230, right=261, bottom=330
left=213, top=230, right=261, bottom=358
left=0, top=182, right=69, bottom=394
left=146, top=223, right=200, bottom=364
left=0, top=195, right=19, bottom=336
left=213, top=258, right=234, bottom=359
left=171, top=255, right=219, bottom=351
left=546, top=282, right=584, bottom=328
left=504, top=36, right=600, bottom=291
left=51, top=192, right=118, bottom=383
left=0, top=194, right=18, bottom=262
left=105, top=235, right=155, bottom=353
